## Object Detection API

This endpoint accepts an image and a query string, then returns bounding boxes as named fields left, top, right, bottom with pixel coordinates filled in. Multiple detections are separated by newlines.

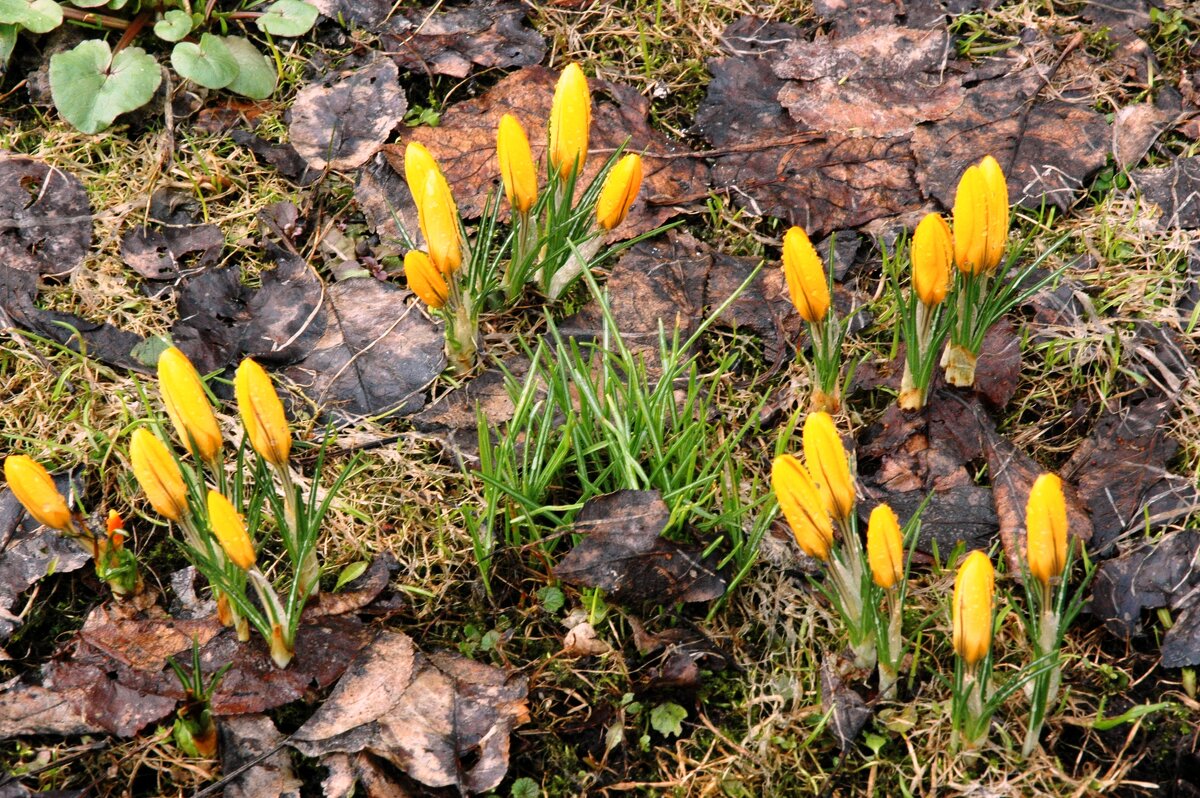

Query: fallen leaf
left=386, top=66, right=707, bottom=240
left=219, top=714, right=302, bottom=798
left=170, top=264, right=249, bottom=374
left=562, top=620, right=612, bottom=657
left=238, top=245, right=327, bottom=366
left=308, top=0, right=394, bottom=28
left=289, top=57, right=407, bottom=171
left=1122, top=321, right=1194, bottom=398
left=320, top=751, right=418, bottom=798
left=1079, top=0, right=1151, bottom=38
left=972, top=318, right=1022, bottom=410
left=910, top=65, right=1110, bottom=212
left=1131, top=155, right=1200, bottom=229
left=0, top=680, right=104, bottom=738
left=1091, top=531, right=1200, bottom=662
left=230, top=129, right=319, bottom=186
left=0, top=155, right=92, bottom=277
left=291, top=629, right=529, bottom=794
left=282, top=277, right=444, bottom=419
left=553, top=490, right=727, bottom=605
left=1112, top=103, right=1176, bottom=170
left=0, top=486, right=92, bottom=644
left=1061, top=397, right=1200, bottom=554
left=121, top=220, right=223, bottom=281
left=775, top=26, right=964, bottom=139
left=380, top=2, right=546, bottom=79
left=354, top=153, right=420, bottom=243
left=820, top=658, right=871, bottom=751
left=411, top=354, right=530, bottom=462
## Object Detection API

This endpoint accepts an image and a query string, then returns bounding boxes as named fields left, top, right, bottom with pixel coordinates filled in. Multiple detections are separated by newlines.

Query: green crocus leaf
left=49, top=41, right=162, bottom=134
left=0, top=0, right=62, bottom=33
left=171, top=33, right=238, bottom=90
left=153, top=9, right=193, bottom=42
left=222, top=35, right=277, bottom=100
left=255, top=0, right=318, bottom=37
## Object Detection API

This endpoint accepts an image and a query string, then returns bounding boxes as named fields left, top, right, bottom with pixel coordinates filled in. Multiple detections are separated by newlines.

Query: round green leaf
left=0, top=0, right=63, bottom=34
left=0, top=24, right=19, bottom=67
left=49, top=41, right=162, bottom=134
left=221, top=35, right=277, bottom=100
left=70, top=0, right=110, bottom=7
left=153, top=9, right=193, bottom=42
left=171, top=33, right=238, bottom=90
left=255, top=0, right=318, bottom=37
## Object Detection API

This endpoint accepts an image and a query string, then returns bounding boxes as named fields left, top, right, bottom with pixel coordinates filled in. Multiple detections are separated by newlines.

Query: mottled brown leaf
left=776, top=27, right=964, bottom=139
left=121, top=221, right=223, bottom=281
left=1112, top=103, right=1175, bottom=170
left=385, top=66, right=706, bottom=240
left=292, top=630, right=529, bottom=794
left=1132, top=155, right=1200, bottom=229
left=1092, top=531, right=1200, bottom=646
left=289, top=57, right=407, bottom=171
left=820, top=658, right=871, bottom=751
left=380, top=2, right=545, bottom=79
left=553, top=491, right=727, bottom=604
left=910, top=66, right=1110, bottom=211
left=219, top=715, right=302, bottom=798
left=0, top=155, right=91, bottom=277
left=1062, top=397, right=1200, bottom=554
left=972, top=318, right=1022, bottom=410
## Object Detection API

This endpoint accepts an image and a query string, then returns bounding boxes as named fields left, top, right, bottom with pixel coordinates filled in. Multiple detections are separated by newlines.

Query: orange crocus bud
left=596, top=154, right=643, bottom=230
left=953, top=550, right=995, bottom=667
left=802, top=411, right=855, bottom=521
left=912, top=212, right=952, bottom=307
left=867, top=503, right=904, bottom=589
left=235, top=358, right=292, bottom=467
left=548, top=63, right=590, bottom=177
left=4, top=455, right=72, bottom=530
left=1026, top=473, right=1068, bottom=588
left=206, top=490, right=255, bottom=571
left=157, top=347, right=222, bottom=462
left=771, top=454, right=834, bottom=561
left=782, top=226, right=830, bottom=323
left=404, top=249, right=449, bottom=309
left=497, top=113, right=538, bottom=214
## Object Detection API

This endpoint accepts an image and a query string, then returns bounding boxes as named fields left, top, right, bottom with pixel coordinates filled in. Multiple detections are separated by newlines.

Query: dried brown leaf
left=380, top=2, right=545, bottom=79
left=0, top=155, right=91, bottom=277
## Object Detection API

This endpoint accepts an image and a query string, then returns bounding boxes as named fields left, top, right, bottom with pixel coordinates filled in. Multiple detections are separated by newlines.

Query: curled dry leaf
left=553, top=490, right=727, bottom=605
left=291, top=630, right=530, bottom=794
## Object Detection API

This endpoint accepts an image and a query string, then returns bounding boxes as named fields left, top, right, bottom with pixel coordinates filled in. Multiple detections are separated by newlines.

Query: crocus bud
left=206, top=490, right=255, bottom=571
left=912, top=212, right=952, bottom=307
left=548, top=63, right=590, bottom=177
left=802, top=412, right=855, bottom=521
left=129, top=429, right=188, bottom=521
left=4, top=455, right=72, bottom=530
left=497, top=114, right=537, bottom=213
left=953, top=550, right=994, bottom=667
left=235, top=359, right=291, bottom=467
left=420, top=170, right=462, bottom=275
left=404, top=249, right=449, bottom=309
left=952, top=164, right=988, bottom=275
left=596, top=153, right=643, bottom=230
left=106, top=510, right=126, bottom=548
left=403, top=141, right=438, bottom=225
left=978, top=155, right=1009, bottom=273
left=772, top=454, right=834, bottom=561
left=1026, top=473, right=1068, bottom=588
left=782, top=226, right=830, bottom=323
left=157, top=347, right=222, bottom=462
left=867, top=503, right=904, bottom=589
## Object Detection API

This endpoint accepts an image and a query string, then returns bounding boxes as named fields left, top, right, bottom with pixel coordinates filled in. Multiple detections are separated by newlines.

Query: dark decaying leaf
left=230, top=129, right=320, bottom=186
left=553, top=491, right=727, bottom=604
left=380, top=1, right=546, bottom=79
left=1079, top=0, right=1151, bottom=38
left=120, top=221, right=223, bottom=281
left=0, top=486, right=92, bottom=644
left=219, top=715, right=302, bottom=798
left=775, top=26, right=964, bottom=139
left=411, top=354, right=530, bottom=462
left=971, top=318, right=1023, bottom=411
left=1061, top=397, right=1200, bottom=554
left=981, top=422, right=1094, bottom=573
left=238, top=246, right=327, bottom=365
left=862, top=484, right=998, bottom=557
left=308, top=0, right=394, bottom=28
left=289, top=57, right=407, bottom=171
left=909, top=65, right=1110, bottom=211
left=820, top=658, right=871, bottom=751
left=354, top=153, right=420, bottom=243
left=1122, top=321, right=1194, bottom=398
left=812, top=0, right=994, bottom=33
left=282, top=277, right=444, bottom=419
left=385, top=66, right=707, bottom=240
left=321, top=751, right=420, bottom=798
left=1111, top=103, right=1176, bottom=170
left=170, top=264, right=248, bottom=374
left=628, top=617, right=731, bottom=693
left=291, top=630, right=529, bottom=794
left=0, top=682, right=105, bottom=738
left=1091, top=531, right=1200, bottom=651
left=0, top=155, right=92, bottom=277
left=1131, top=155, right=1200, bottom=229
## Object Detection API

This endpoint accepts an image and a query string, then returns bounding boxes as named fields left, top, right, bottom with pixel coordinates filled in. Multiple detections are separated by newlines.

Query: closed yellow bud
left=952, top=550, right=994, bottom=667
left=235, top=359, right=291, bottom=467
left=952, top=164, right=989, bottom=275
left=403, top=141, right=438, bottom=229
left=1026, top=473, right=1068, bottom=588
left=4, top=455, right=72, bottom=530
left=497, top=114, right=538, bottom=214
left=978, top=155, right=1009, bottom=272
left=912, top=212, right=952, bottom=307
left=420, top=170, right=462, bottom=275
left=405, top=249, right=449, bottom=309
left=771, top=454, right=834, bottom=561
left=867, top=503, right=904, bottom=589
left=206, top=490, right=255, bottom=571
left=596, top=153, right=643, bottom=230
left=548, top=63, right=590, bottom=177
left=129, top=429, right=188, bottom=521
left=157, top=347, right=222, bottom=462
left=802, top=412, right=855, bottom=521
left=782, top=226, right=830, bottom=323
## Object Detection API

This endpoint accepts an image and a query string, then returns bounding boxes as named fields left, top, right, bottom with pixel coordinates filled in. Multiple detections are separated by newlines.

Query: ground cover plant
left=0, top=0, right=1198, bottom=796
